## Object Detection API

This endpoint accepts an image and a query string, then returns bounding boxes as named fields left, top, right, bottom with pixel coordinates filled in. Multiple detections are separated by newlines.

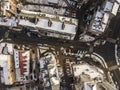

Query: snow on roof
left=73, top=64, right=104, bottom=80
left=51, top=77, right=59, bottom=85
left=0, top=55, right=9, bottom=85
left=84, top=83, right=97, bottom=90
left=94, top=11, right=103, bottom=21
left=0, top=55, right=8, bottom=63
left=91, top=21, right=105, bottom=32
left=19, top=19, right=77, bottom=35
left=116, top=0, right=120, bottom=4
left=21, top=9, right=78, bottom=25
left=48, top=0, right=58, bottom=4
left=39, top=59, right=46, bottom=69
left=19, top=19, right=35, bottom=27
left=19, top=9, right=78, bottom=35
left=111, top=2, right=119, bottom=15
left=104, top=1, right=113, bottom=12
left=2, top=63, right=9, bottom=85
left=50, top=67, right=56, bottom=75
left=91, top=11, right=109, bottom=33
left=21, top=10, right=39, bottom=15
left=0, top=18, right=17, bottom=27
left=102, top=13, right=109, bottom=24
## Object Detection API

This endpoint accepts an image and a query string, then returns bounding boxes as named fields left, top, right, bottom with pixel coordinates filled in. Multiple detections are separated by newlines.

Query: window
left=23, top=64, right=27, bottom=66
left=23, top=68, right=27, bottom=72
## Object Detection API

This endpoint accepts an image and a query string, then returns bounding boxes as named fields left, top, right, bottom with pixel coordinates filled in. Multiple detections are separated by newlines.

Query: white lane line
left=93, top=52, right=108, bottom=68
left=115, top=44, right=120, bottom=71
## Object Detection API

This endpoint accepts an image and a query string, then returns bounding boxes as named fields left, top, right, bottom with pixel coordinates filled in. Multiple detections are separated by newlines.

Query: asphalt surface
left=94, top=42, right=116, bottom=66
left=93, top=13, right=120, bottom=89
left=0, top=25, right=120, bottom=90
left=0, top=26, right=90, bottom=51
left=0, top=13, right=120, bottom=90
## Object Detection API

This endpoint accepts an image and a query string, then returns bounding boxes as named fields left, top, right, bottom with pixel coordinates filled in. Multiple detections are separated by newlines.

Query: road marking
left=115, top=44, right=120, bottom=70
left=116, top=85, right=119, bottom=90
left=115, top=81, right=118, bottom=84
left=92, top=53, right=108, bottom=68
left=110, top=73, right=113, bottom=77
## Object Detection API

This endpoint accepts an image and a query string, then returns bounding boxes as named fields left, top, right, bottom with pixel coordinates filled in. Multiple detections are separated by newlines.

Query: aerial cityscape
left=0, top=0, right=120, bottom=90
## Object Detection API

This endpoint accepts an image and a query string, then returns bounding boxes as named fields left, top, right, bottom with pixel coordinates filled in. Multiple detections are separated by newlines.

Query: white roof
left=104, top=1, right=113, bottom=12
left=0, top=44, right=3, bottom=54
left=102, top=13, right=109, bottom=24
left=91, top=10, right=109, bottom=33
left=20, top=10, right=77, bottom=35
left=111, top=2, right=119, bottom=15
left=0, top=55, right=8, bottom=63
left=0, top=55, right=11, bottom=85
left=51, top=77, right=59, bottom=85
left=19, top=20, right=35, bottom=27
left=3, top=63, right=9, bottom=85
left=49, top=67, right=56, bottom=75
left=0, top=43, right=13, bottom=54
left=0, top=18, right=17, bottom=27
left=39, top=59, right=45, bottom=69
left=19, top=19, right=77, bottom=34
left=21, top=10, right=39, bottom=15
left=94, top=11, right=103, bottom=21
left=21, top=9, right=78, bottom=25
left=116, top=0, right=120, bottom=4
left=90, top=0, right=120, bottom=34
left=73, top=64, right=104, bottom=80
left=101, top=23, right=106, bottom=31
left=48, top=0, right=58, bottom=4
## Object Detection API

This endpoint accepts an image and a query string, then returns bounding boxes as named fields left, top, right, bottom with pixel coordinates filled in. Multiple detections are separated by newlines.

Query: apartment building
left=18, top=10, right=78, bottom=40
left=24, top=0, right=67, bottom=15
left=89, top=0, right=120, bottom=35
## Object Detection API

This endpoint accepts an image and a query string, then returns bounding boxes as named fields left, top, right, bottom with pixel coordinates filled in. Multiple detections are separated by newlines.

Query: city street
left=0, top=0, right=120, bottom=90
left=0, top=17, right=120, bottom=89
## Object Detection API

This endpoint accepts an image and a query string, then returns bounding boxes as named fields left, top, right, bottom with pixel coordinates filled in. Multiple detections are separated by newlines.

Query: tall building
left=18, top=10, right=78, bottom=40
left=89, top=0, right=120, bottom=35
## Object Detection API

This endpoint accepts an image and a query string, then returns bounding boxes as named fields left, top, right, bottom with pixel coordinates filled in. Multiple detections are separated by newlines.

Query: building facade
left=0, top=54, right=15, bottom=85
left=89, top=0, right=120, bottom=35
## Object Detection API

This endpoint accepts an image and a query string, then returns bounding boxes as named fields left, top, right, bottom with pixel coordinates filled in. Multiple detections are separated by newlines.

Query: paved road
left=0, top=25, right=120, bottom=89
left=0, top=26, right=90, bottom=51
left=0, top=14, right=120, bottom=90
left=94, top=42, right=116, bottom=66
left=93, top=14, right=120, bottom=89
left=93, top=42, right=120, bottom=89
left=75, top=0, right=94, bottom=40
